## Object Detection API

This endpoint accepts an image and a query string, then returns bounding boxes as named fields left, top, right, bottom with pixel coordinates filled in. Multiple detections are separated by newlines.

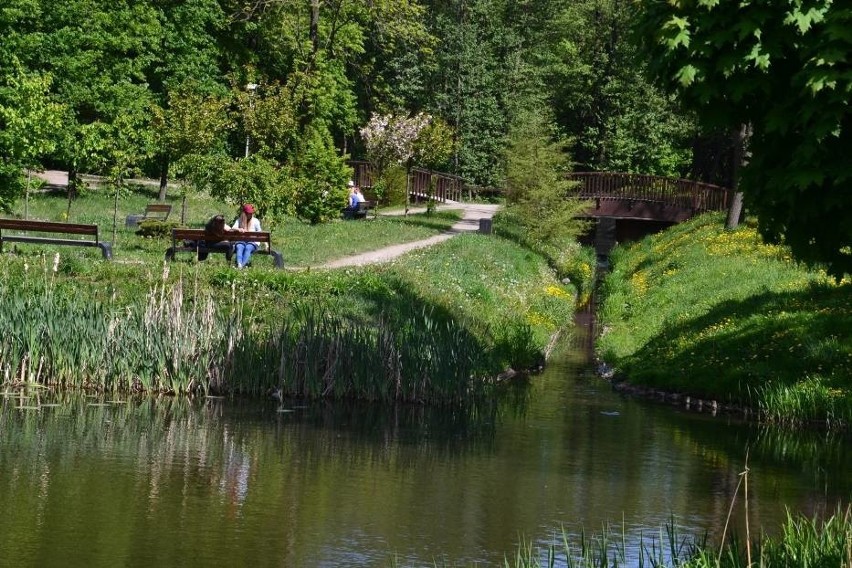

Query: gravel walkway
left=318, top=203, right=500, bottom=269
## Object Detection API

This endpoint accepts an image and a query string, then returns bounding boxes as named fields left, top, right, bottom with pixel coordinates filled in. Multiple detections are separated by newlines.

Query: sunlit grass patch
left=597, top=213, right=852, bottom=426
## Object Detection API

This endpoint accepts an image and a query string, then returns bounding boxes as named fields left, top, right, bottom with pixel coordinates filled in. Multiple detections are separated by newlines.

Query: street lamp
left=245, top=83, right=258, bottom=158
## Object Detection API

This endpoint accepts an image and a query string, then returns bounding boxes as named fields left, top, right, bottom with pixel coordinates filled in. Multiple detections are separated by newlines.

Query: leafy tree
left=0, top=65, right=64, bottom=215
left=287, top=126, right=351, bottom=224
left=546, top=0, right=695, bottom=176
left=156, top=85, right=233, bottom=218
left=426, top=0, right=514, bottom=186
left=634, top=0, right=851, bottom=277
left=503, top=107, right=590, bottom=248
left=84, top=102, right=158, bottom=243
left=361, top=111, right=435, bottom=211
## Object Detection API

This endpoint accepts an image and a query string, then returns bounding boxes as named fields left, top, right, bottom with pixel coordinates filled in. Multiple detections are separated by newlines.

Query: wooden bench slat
left=0, top=219, right=99, bottom=235
left=165, top=229, right=282, bottom=268
left=143, top=204, right=172, bottom=220
left=0, top=218, right=111, bottom=259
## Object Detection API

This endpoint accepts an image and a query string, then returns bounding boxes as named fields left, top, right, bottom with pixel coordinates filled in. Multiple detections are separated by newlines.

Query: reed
left=0, top=260, right=499, bottom=402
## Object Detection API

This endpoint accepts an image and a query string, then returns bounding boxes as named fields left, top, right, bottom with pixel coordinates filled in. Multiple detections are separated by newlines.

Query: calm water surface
left=1, top=343, right=849, bottom=567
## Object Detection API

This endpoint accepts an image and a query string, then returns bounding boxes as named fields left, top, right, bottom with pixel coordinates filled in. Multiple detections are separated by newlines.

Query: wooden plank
left=0, top=219, right=98, bottom=236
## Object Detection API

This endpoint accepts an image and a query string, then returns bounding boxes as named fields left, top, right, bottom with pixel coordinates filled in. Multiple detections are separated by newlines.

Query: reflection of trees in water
left=646, top=406, right=852, bottom=538
left=0, top=389, right=528, bottom=502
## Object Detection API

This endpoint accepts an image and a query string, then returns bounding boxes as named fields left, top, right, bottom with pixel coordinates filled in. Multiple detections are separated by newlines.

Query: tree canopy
left=634, top=0, right=851, bottom=276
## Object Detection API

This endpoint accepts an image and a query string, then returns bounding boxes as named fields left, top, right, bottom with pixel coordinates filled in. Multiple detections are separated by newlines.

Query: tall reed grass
left=0, top=257, right=499, bottom=402
left=500, top=510, right=852, bottom=568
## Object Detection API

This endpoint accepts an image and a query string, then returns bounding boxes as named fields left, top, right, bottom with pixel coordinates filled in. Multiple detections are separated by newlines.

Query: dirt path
left=318, top=203, right=501, bottom=269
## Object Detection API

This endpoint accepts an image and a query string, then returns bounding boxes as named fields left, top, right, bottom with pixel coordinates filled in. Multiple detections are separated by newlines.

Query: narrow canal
left=1, top=336, right=849, bottom=566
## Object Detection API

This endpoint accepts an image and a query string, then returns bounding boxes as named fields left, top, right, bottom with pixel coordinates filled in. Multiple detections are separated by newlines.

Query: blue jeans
left=234, top=242, right=257, bottom=267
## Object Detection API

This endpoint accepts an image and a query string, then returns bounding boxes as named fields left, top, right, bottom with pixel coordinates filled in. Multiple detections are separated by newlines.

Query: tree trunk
left=309, top=0, right=320, bottom=54
left=66, top=165, right=78, bottom=219
left=24, top=169, right=31, bottom=220
left=725, top=124, right=749, bottom=230
left=111, top=181, right=120, bottom=246
left=158, top=154, right=169, bottom=201
left=725, top=192, right=744, bottom=230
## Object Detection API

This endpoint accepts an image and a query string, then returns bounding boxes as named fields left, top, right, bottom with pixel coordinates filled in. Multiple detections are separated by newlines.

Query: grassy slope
left=597, top=213, right=852, bottom=424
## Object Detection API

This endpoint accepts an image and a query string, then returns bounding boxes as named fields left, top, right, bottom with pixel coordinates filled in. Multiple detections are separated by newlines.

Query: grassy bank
left=596, top=213, right=852, bottom=426
left=1, top=187, right=585, bottom=400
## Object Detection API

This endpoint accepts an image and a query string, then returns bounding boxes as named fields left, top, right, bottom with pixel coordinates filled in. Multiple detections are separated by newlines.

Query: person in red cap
left=231, top=203, right=262, bottom=268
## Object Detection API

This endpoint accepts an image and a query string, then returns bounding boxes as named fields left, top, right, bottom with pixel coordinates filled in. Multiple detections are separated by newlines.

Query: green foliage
left=0, top=162, right=26, bottom=213
left=503, top=109, right=591, bottom=248
left=412, top=116, right=455, bottom=171
left=596, top=214, right=852, bottom=426
left=158, top=84, right=232, bottom=193
left=0, top=65, right=64, bottom=170
left=209, top=155, right=288, bottom=220
left=634, top=0, right=852, bottom=276
left=372, top=164, right=408, bottom=206
left=287, top=127, right=351, bottom=224
left=549, top=0, right=697, bottom=176
left=136, top=220, right=181, bottom=239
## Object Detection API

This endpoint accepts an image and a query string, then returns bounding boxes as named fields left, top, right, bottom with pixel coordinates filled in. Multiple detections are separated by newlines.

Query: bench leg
left=97, top=243, right=113, bottom=260
left=270, top=250, right=284, bottom=269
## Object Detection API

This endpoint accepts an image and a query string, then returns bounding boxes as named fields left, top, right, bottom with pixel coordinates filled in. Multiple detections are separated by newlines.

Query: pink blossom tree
left=360, top=112, right=433, bottom=214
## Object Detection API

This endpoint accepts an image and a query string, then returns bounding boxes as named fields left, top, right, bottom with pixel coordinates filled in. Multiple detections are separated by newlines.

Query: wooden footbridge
left=350, top=161, right=733, bottom=253
left=565, top=172, right=733, bottom=257
left=350, top=161, right=465, bottom=203
left=566, top=172, right=732, bottom=222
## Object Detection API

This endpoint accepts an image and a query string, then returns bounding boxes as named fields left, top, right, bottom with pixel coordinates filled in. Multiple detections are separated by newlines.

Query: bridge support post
left=595, top=218, right=617, bottom=259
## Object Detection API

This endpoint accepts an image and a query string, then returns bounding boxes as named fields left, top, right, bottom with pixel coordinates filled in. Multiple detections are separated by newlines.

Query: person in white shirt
left=231, top=203, right=262, bottom=268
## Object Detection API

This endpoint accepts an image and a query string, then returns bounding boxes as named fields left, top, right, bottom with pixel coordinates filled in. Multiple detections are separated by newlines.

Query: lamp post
left=245, top=83, right=258, bottom=158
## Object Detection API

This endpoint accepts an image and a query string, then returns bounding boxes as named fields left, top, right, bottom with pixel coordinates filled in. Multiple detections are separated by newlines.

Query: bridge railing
left=349, top=160, right=465, bottom=203
left=566, top=172, right=731, bottom=212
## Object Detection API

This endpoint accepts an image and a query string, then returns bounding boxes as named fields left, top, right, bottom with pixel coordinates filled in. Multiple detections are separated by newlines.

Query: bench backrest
left=172, top=228, right=272, bottom=246
left=0, top=219, right=99, bottom=239
left=144, top=203, right=172, bottom=220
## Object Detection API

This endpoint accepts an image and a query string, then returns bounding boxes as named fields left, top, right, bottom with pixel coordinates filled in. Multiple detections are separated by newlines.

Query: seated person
left=346, top=180, right=360, bottom=210
left=231, top=203, right=262, bottom=269
left=197, top=214, right=232, bottom=261
left=344, top=180, right=366, bottom=218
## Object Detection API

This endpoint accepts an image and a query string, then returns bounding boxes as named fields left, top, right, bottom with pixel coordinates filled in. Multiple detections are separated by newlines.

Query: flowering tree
left=360, top=112, right=433, bottom=213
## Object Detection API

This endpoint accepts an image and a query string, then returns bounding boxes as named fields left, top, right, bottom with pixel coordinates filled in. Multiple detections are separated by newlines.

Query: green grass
left=385, top=234, right=577, bottom=366
left=596, top=213, right=852, bottom=426
left=14, top=184, right=461, bottom=267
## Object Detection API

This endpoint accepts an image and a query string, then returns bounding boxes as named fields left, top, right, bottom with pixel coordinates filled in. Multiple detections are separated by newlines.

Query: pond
left=0, top=341, right=849, bottom=567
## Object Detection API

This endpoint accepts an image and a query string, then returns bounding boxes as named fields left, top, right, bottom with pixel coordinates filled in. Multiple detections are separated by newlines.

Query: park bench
left=126, top=203, right=173, bottom=228
left=0, top=218, right=113, bottom=260
left=341, top=201, right=376, bottom=220
left=164, top=228, right=284, bottom=269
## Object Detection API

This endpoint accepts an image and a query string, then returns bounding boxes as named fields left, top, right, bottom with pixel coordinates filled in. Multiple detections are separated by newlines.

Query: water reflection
left=0, top=357, right=850, bottom=567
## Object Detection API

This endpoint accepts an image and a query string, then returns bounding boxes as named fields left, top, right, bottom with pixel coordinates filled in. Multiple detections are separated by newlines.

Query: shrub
left=136, top=219, right=181, bottom=239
